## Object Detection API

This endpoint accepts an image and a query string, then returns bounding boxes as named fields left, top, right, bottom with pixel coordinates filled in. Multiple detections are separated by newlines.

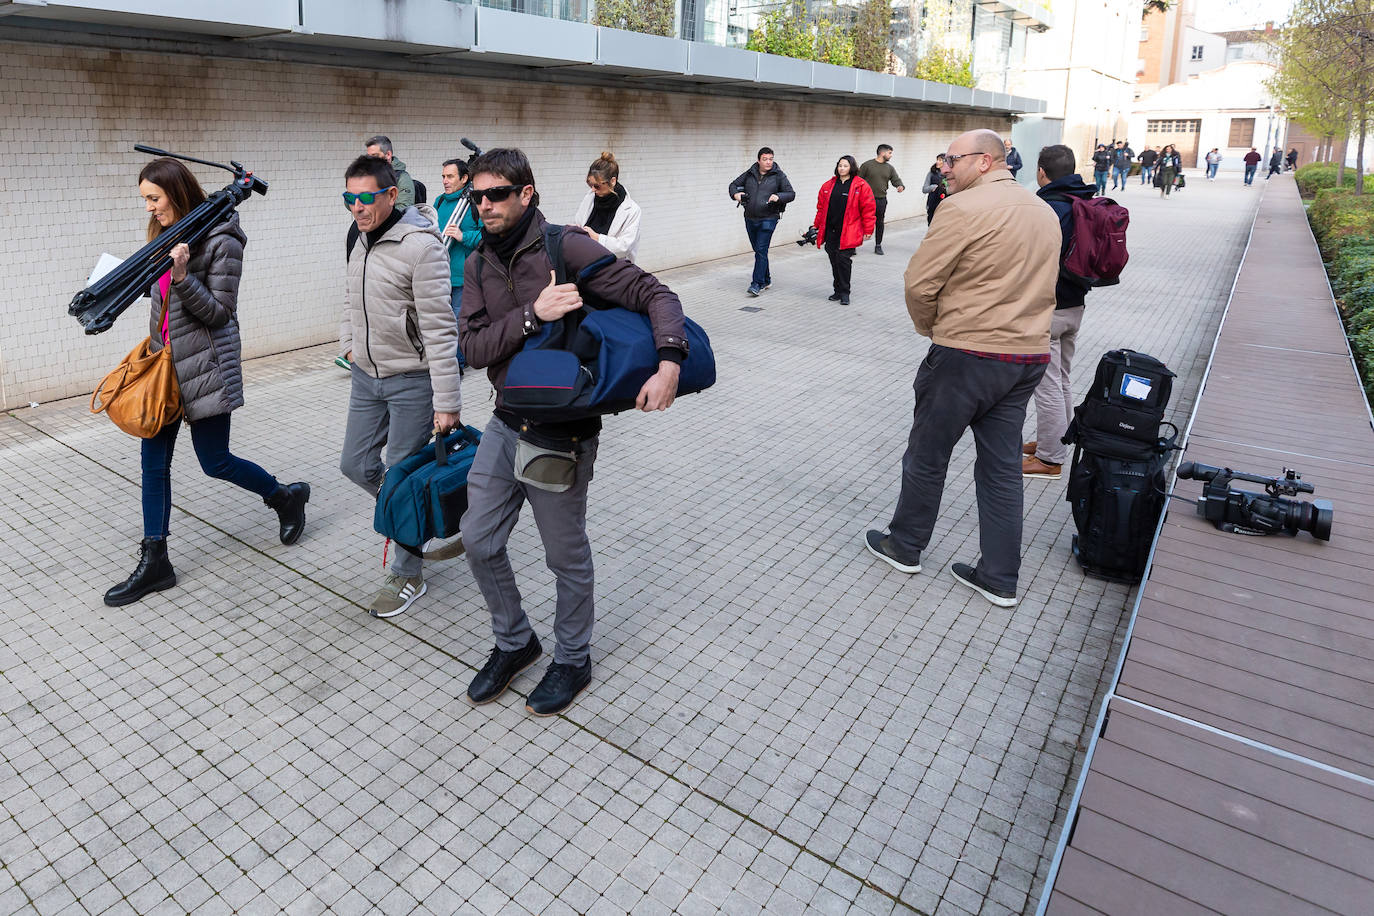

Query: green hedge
left=1307, top=188, right=1374, bottom=401
left=1294, top=162, right=1374, bottom=196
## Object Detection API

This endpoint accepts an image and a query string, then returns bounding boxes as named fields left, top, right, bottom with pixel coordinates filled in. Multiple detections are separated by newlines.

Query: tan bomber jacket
left=903, top=170, right=1060, bottom=354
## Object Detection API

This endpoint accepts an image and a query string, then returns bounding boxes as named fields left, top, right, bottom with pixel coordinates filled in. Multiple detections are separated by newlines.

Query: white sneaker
left=369, top=574, right=426, bottom=619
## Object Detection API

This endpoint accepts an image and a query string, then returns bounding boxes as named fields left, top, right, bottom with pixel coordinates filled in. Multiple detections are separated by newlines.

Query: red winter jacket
left=812, top=177, right=877, bottom=250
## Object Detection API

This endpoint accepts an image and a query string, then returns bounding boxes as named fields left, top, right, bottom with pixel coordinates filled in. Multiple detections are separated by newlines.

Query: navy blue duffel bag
left=373, top=424, right=481, bottom=560
left=501, top=226, right=715, bottom=420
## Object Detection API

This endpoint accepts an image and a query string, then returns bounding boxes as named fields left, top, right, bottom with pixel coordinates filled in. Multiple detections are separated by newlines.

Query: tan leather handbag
left=90, top=305, right=183, bottom=438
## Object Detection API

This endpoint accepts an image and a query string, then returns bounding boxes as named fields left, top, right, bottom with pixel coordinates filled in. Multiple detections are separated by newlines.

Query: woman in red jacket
left=812, top=155, right=876, bottom=305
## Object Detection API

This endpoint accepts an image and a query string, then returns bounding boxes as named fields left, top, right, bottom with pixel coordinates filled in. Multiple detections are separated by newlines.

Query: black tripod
left=68, top=144, right=268, bottom=335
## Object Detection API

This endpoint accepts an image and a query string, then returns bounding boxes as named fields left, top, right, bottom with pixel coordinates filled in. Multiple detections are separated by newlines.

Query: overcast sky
left=1194, top=0, right=1295, bottom=31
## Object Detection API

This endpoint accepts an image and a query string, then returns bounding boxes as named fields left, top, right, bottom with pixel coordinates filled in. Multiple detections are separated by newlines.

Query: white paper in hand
left=88, top=253, right=150, bottom=304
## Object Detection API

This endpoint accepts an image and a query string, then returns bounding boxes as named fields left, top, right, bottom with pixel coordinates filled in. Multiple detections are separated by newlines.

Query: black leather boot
left=103, top=538, right=176, bottom=607
left=264, top=482, right=310, bottom=545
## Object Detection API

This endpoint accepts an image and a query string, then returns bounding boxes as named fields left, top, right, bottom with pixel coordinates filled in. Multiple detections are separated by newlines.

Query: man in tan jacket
left=864, top=129, right=1059, bottom=608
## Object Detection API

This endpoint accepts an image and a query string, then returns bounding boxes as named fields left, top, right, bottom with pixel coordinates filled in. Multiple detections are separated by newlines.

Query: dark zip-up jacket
left=1036, top=175, right=1097, bottom=311
left=728, top=162, right=796, bottom=221
left=459, top=209, right=687, bottom=410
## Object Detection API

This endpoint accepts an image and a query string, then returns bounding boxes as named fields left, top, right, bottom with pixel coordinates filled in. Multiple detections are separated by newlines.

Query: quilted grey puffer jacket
left=147, top=214, right=248, bottom=422
left=339, top=206, right=462, bottom=414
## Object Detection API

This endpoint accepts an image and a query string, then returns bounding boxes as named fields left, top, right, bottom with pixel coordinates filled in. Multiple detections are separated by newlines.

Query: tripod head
left=133, top=144, right=269, bottom=199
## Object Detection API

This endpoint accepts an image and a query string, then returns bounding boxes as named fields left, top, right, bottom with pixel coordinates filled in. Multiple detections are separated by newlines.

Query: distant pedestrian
left=435, top=157, right=483, bottom=370
left=1091, top=144, right=1112, bottom=196
left=104, top=158, right=310, bottom=608
left=1267, top=148, right=1283, bottom=179
left=810, top=155, right=876, bottom=306
left=858, top=144, right=905, bottom=255
left=1004, top=138, right=1024, bottom=178
left=1286, top=148, right=1299, bottom=170
left=923, top=155, right=948, bottom=224
left=863, top=129, right=1059, bottom=608
left=1024, top=145, right=1097, bottom=481
left=1156, top=145, right=1181, bottom=198
left=1110, top=140, right=1134, bottom=191
left=1243, top=147, right=1261, bottom=185
left=1138, top=146, right=1158, bottom=186
left=365, top=135, right=417, bottom=210
left=729, top=147, right=796, bottom=297
left=1205, top=148, right=1221, bottom=180
left=572, top=151, right=642, bottom=263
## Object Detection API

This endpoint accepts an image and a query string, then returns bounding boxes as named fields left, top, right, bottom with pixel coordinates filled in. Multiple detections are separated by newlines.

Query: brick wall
left=0, top=39, right=1006, bottom=409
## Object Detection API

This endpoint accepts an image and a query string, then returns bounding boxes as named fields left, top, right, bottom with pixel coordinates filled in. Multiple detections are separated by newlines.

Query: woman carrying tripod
left=104, top=158, right=310, bottom=607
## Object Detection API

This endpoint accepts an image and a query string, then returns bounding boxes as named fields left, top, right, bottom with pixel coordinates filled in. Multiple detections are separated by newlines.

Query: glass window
left=1191, top=44, right=1204, bottom=60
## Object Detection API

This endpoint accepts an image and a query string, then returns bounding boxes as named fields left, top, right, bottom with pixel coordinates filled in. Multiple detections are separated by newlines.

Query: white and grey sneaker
left=368, top=574, right=426, bottom=619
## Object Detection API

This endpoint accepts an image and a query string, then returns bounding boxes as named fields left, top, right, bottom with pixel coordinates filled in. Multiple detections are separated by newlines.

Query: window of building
left=1228, top=118, right=1255, bottom=147
left=1191, top=44, right=1204, bottom=60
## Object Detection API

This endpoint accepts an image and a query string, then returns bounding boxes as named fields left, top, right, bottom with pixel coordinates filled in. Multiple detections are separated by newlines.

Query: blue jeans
left=1140, top=166, right=1153, bottom=185
left=1206, top=162, right=1219, bottom=179
left=1244, top=164, right=1257, bottom=185
left=141, top=413, right=278, bottom=539
left=1093, top=170, right=1108, bottom=196
left=1111, top=166, right=1127, bottom=188
left=743, top=218, right=777, bottom=289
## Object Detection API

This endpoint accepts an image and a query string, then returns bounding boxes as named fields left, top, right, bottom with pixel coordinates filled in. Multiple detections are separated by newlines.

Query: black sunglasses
left=468, top=184, right=526, bottom=204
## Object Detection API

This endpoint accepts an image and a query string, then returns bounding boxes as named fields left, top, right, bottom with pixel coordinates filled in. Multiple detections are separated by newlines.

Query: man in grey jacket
left=339, top=155, right=463, bottom=618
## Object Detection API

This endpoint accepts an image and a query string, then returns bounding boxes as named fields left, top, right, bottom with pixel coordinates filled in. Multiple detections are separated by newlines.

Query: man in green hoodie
left=434, top=158, right=482, bottom=369
left=365, top=135, right=416, bottom=210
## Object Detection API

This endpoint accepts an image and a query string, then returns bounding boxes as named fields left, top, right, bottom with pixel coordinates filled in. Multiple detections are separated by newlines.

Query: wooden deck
left=1039, top=178, right=1374, bottom=915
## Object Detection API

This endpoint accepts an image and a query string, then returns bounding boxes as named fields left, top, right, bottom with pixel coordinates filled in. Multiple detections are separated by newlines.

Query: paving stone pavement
left=0, top=174, right=1267, bottom=915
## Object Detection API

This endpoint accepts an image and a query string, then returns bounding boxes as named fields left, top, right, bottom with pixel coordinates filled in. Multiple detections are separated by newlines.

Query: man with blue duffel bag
left=458, top=148, right=690, bottom=717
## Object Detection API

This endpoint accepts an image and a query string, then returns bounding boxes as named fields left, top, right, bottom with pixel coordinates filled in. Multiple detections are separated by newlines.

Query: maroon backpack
left=1054, top=196, right=1130, bottom=288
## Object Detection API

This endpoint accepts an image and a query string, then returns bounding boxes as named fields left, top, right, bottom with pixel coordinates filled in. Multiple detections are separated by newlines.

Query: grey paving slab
left=0, top=175, right=1261, bottom=913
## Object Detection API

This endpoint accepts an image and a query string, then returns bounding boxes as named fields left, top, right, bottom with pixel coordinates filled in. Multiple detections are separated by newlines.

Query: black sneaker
left=840, top=295, right=850, bottom=305
left=747, top=285, right=762, bottom=297
left=828, top=293, right=842, bottom=301
left=874, top=245, right=884, bottom=255
left=467, top=635, right=542, bottom=705
left=863, top=530, right=921, bottom=574
left=949, top=562, right=1017, bottom=607
left=526, top=659, right=592, bottom=716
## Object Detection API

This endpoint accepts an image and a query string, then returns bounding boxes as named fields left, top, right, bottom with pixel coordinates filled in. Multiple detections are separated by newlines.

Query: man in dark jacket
left=1024, top=145, right=1098, bottom=480
left=459, top=148, right=688, bottom=716
left=729, top=147, right=796, bottom=296
left=1111, top=140, right=1134, bottom=191
left=1004, top=138, right=1024, bottom=178
left=1091, top=144, right=1112, bottom=196
left=1267, top=148, right=1284, bottom=179
left=1243, top=147, right=1261, bottom=185
left=1138, top=146, right=1158, bottom=185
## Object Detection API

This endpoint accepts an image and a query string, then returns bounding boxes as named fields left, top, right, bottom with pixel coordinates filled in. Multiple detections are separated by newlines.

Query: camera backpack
left=1063, top=349, right=1179, bottom=583
left=1064, top=349, right=1175, bottom=453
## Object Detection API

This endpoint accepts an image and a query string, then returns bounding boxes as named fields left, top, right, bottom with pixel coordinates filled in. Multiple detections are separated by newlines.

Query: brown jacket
left=904, top=170, right=1060, bottom=354
left=459, top=210, right=687, bottom=408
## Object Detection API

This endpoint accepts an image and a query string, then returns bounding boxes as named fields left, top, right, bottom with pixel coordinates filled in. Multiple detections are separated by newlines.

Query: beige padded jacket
left=340, top=205, right=462, bottom=413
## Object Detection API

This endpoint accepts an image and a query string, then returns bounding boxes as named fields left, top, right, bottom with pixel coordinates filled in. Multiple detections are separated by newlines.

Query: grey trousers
left=887, top=345, right=1047, bottom=594
left=1032, top=306, right=1085, bottom=466
left=462, top=418, right=599, bottom=665
left=340, top=366, right=435, bottom=578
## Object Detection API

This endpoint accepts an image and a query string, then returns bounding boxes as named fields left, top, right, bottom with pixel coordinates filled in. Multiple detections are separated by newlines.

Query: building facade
left=0, top=0, right=1044, bottom=410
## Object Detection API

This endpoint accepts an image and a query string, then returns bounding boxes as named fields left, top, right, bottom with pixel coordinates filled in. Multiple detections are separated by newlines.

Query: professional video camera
left=68, top=145, right=269, bottom=335
left=797, top=225, right=819, bottom=247
left=1175, top=461, right=1333, bottom=540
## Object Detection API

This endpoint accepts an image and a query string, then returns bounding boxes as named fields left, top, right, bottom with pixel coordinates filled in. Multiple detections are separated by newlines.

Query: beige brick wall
left=0, top=39, right=1007, bottom=409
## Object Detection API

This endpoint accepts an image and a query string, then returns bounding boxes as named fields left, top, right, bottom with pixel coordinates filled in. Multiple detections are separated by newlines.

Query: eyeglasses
left=468, top=184, right=526, bottom=205
left=341, top=186, right=395, bottom=206
left=943, top=152, right=987, bottom=166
